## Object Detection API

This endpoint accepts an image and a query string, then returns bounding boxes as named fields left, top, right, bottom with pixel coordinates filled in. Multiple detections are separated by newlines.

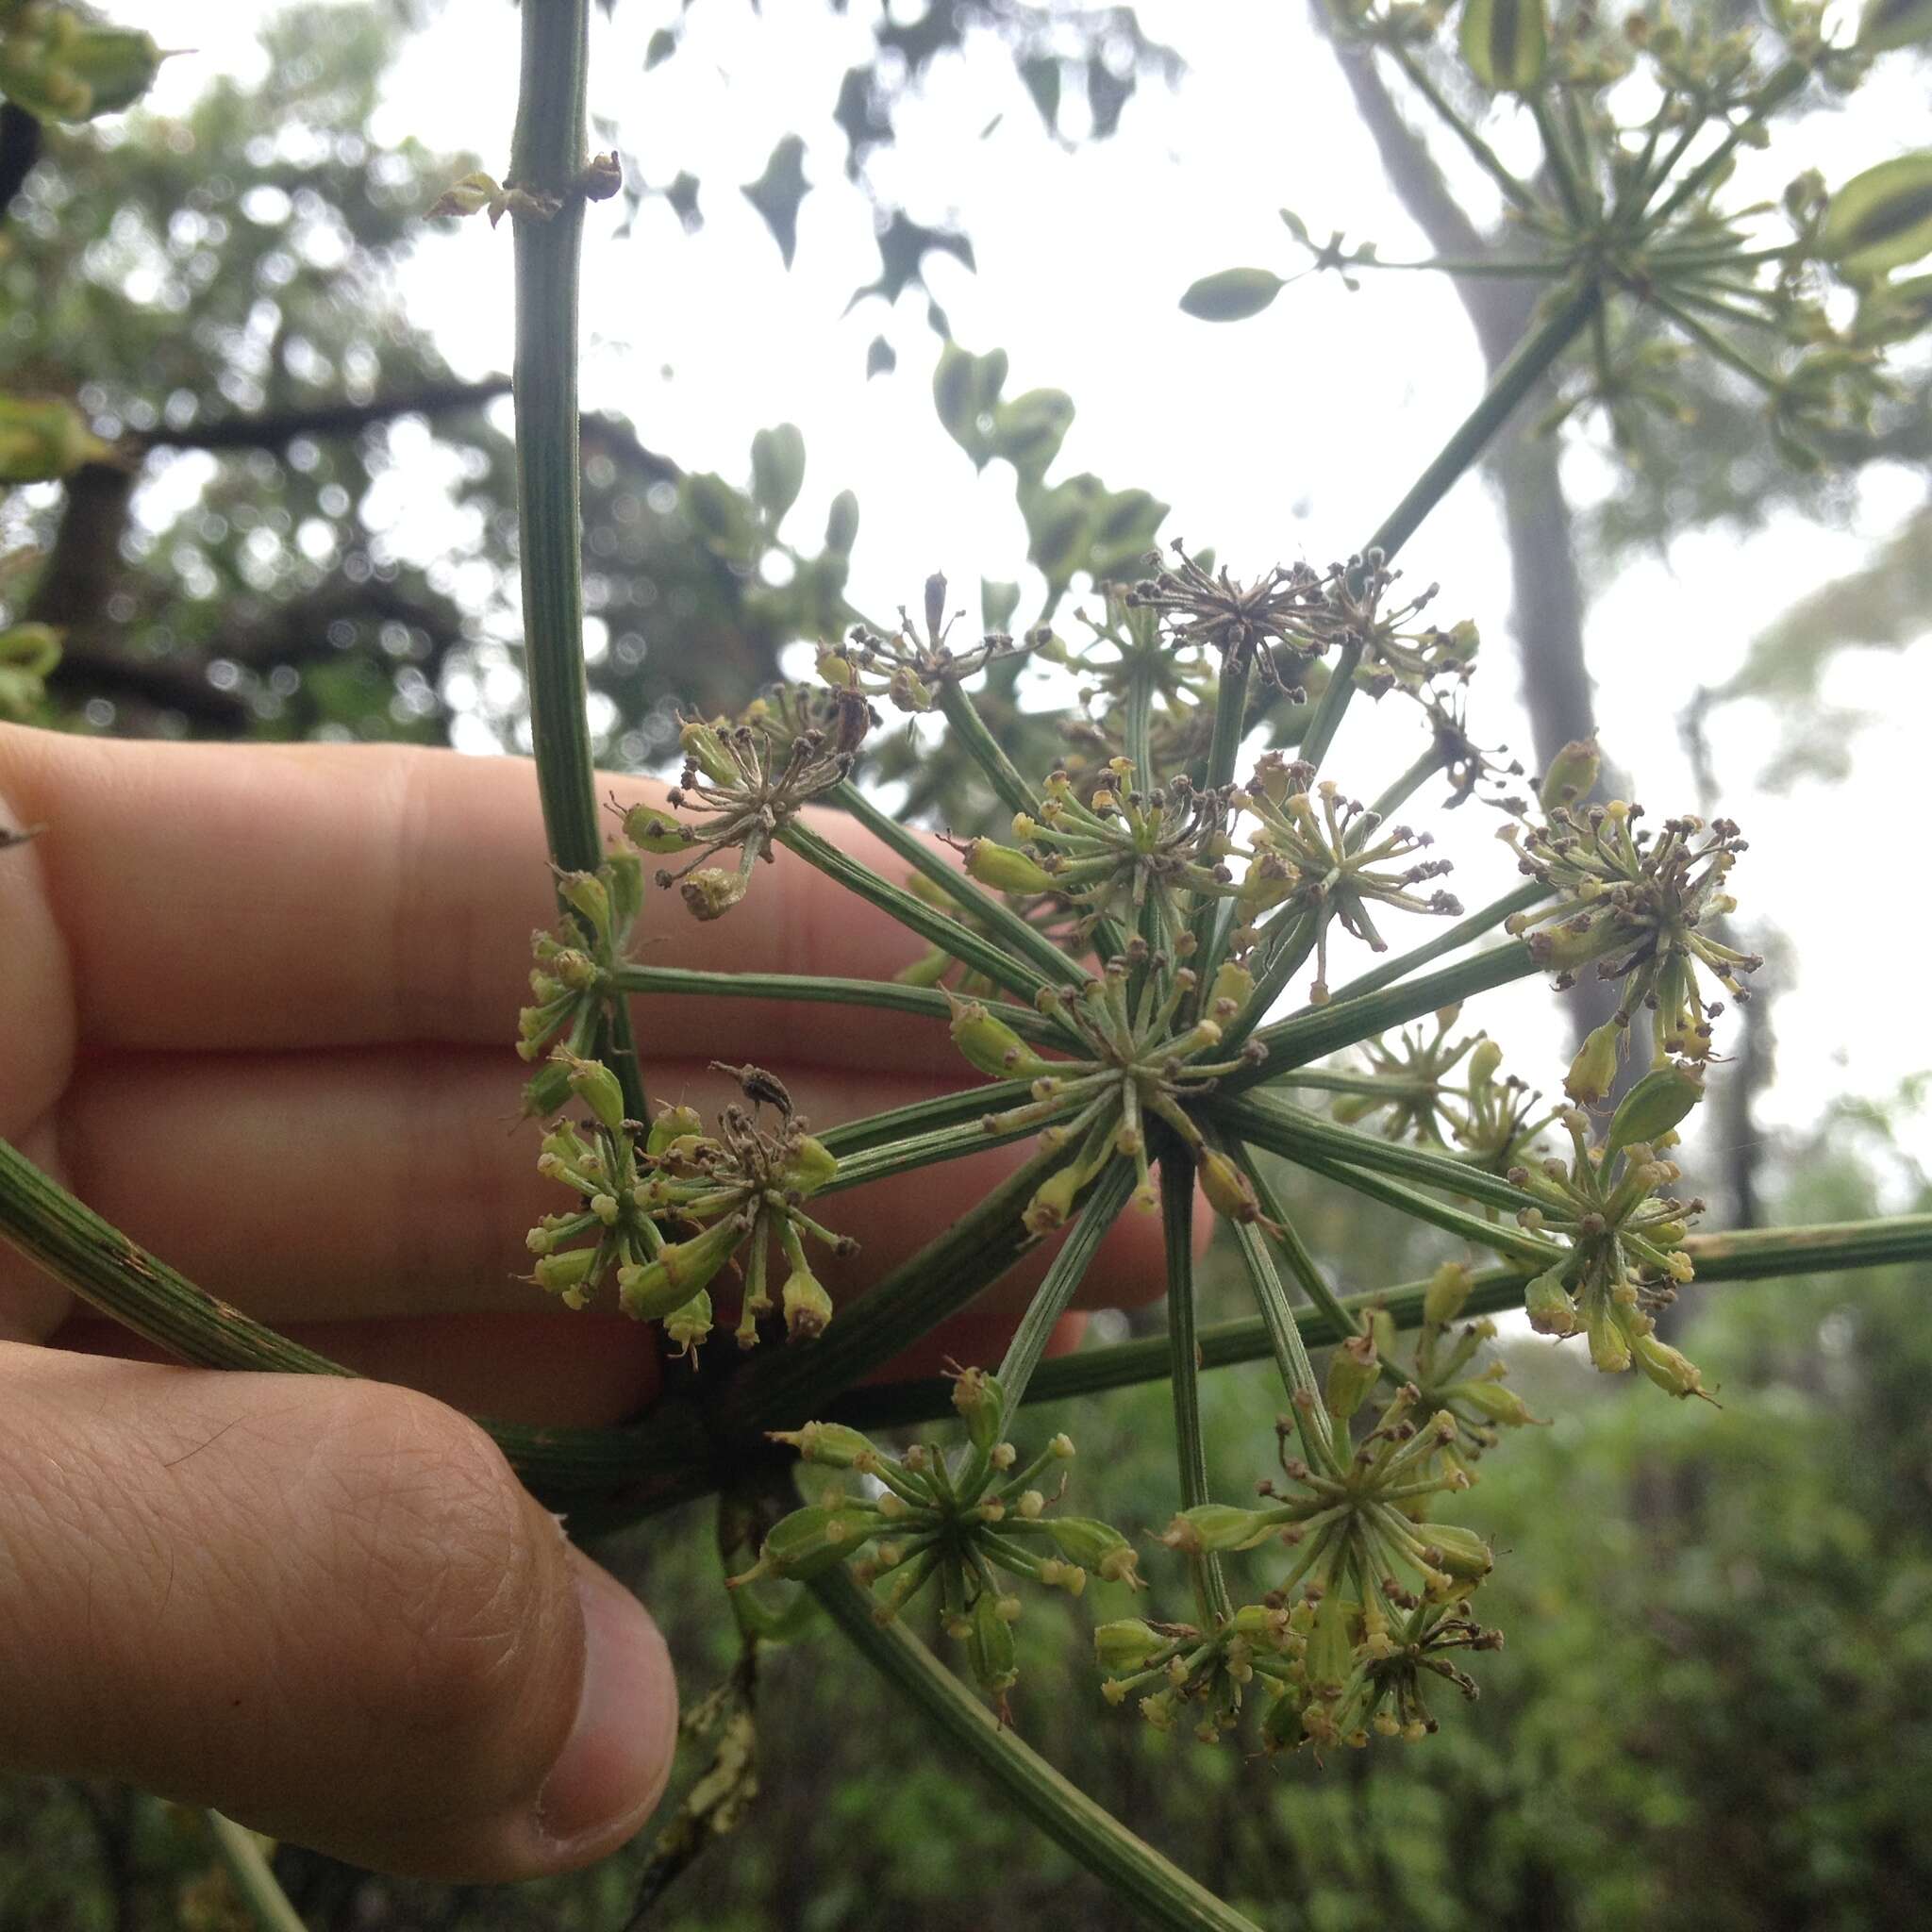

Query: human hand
left=0, top=726, right=1166, bottom=1882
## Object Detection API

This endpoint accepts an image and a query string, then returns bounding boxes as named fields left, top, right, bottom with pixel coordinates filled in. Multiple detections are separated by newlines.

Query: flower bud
left=1565, top=1020, right=1624, bottom=1107
left=1324, top=1333, right=1381, bottom=1422
left=1046, top=1517, right=1145, bottom=1588
left=780, top=1259, right=835, bottom=1340
left=621, top=803, right=692, bottom=854
left=617, top=1216, right=746, bottom=1322
left=1467, top=1039, right=1504, bottom=1088
left=1094, top=1619, right=1167, bottom=1672
left=1538, top=736, right=1600, bottom=814
left=962, top=839, right=1055, bottom=895
left=1424, top=1260, right=1474, bottom=1326
left=1160, top=1504, right=1280, bottom=1556
left=681, top=866, right=750, bottom=921
left=1587, top=1298, right=1633, bottom=1374
left=767, top=1422, right=879, bottom=1468
left=1209, top=960, right=1256, bottom=1020
left=949, top=1365, right=1008, bottom=1452
left=1606, top=1061, right=1705, bottom=1159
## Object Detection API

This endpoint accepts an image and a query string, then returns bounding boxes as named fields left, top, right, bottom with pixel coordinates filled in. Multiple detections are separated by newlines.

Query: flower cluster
left=527, top=1060, right=854, bottom=1353
left=820, top=571, right=1034, bottom=713
left=734, top=1370, right=1142, bottom=1712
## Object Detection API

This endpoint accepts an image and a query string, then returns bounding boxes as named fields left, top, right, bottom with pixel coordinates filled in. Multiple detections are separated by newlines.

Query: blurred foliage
left=6, top=1118, right=1930, bottom=1928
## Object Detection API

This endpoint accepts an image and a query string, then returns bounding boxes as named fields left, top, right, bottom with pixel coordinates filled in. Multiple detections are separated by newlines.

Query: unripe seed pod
left=1606, top=1060, right=1705, bottom=1159
left=1160, top=1504, right=1280, bottom=1556
left=1324, top=1333, right=1381, bottom=1422
left=1210, top=959, right=1256, bottom=1018
left=816, top=650, right=855, bottom=688
left=1197, top=1147, right=1267, bottom=1226
left=1587, top=1298, right=1633, bottom=1374
left=1538, top=735, right=1600, bottom=814
left=1446, top=1379, right=1546, bottom=1427
left=679, top=720, right=738, bottom=784
left=663, top=1290, right=713, bottom=1356
left=1424, top=1260, right=1474, bottom=1326
left=533, top=1247, right=599, bottom=1308
left=617, top=1216, right=746, bottom=1322
left=1093, top=1619, right=1166, bottom=1672
left=647, top=1103, right=706, bottom=1156
left=1467, top=1039, right=1504, bottom=1087
left=780, top=1260, right=835, bottom=1340
left=1524, top=1263, right=1578, bottom=1336
left=968, top=1590, right=1020, bottom=1697
left=1417, top=1522, right=1494, bottom=1582
left=622, top=803, right=692, bottom=854
left=1565, top=1019, right=1624, bottom=1107
left=1628, top=1327, right=1709, bottom=1400
left=735, top=1503, right=877, bottom=1585
left=778, top=1133, right=840, bottom=1195
left=1045, top=1517, right=1144, bottom=1588
left=947, top=992, right=1043, bottom=1078
left=949, top=1365, right=1008, bottom=1451
left=559, top=1053, right=626, bottom=1132
left=681, top=866, right=749, bottom=921
left=767, top=1421, right=879, bottom=1468
left=962, top=839, right=1055, bottom=895
left=1023, top=1163, right=1083, bottom=1236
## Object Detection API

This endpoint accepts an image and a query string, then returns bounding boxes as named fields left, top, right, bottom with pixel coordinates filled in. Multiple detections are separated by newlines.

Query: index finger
left=0, top=726, right=955, bottom=1064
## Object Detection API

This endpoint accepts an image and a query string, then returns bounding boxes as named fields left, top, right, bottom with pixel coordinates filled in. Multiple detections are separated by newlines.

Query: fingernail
left=533, top=1554, right=677, bottom=1854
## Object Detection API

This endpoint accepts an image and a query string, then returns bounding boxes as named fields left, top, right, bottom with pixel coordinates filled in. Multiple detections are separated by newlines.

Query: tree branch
left=138, top=377, right=513, bottom=453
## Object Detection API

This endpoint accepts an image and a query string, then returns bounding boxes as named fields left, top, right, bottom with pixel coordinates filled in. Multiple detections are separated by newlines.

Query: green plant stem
left=1253, top=1137, right=1561, bottom=1267
left=1160, top=1150, right=1232, bottom=1626
left=1321, top=879, right=1548, bottom=1007
left=522, top=1205, right=1932, bottom=1518
left=1294, top=640, right=1362, bottom=774
left=206, top=1814, right=308, bottom=1932
left=1531, top=93, right=1593, bottom=229
left=612, top=963, right=1062, bottom=1044
left=811, top=1568, right=1259, bottom=1932
left=828, top=780, right=1086, bottom=990
left=1361, top=742, right=1448, bottom=832
left=1386, top=42, right=1542, bottom=218
left=820, top=1079, right=1034, bottom=1158
left=1643, top=60, right=1807, bottom=228
left=1224, top=936, right=1543, bottom=1091
left=1210, top=1090, right=1538, bottom=1219
left=778, top=820, right=1054, bottom=1008
left=997, top=1160, right=1134, bottom=1419
left=823, top=1114, right=1043, bottom=1194
left=0, top=1139, right=354, bottom=1377
left=1228, top=1139, right=1364, bottom=1348
left=940, top=680, right=1039, bottom=822
left=510, top=0, right=647, bottom=1121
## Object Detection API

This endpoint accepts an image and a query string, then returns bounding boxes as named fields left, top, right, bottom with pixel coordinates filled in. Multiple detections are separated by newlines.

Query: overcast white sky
left=130, top=0, right=1932, bottom=1178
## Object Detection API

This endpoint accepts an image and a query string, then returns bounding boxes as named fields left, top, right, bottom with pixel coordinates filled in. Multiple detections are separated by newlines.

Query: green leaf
left=991, top=388, right=1074, bottom=479
left=1178, top=267, right=1285, bottom=322
left=741, top=134, right=809, bottom=268
left=1819, top=153, right=1932, bottom=279
left=644, top=26, right=678, bottom=69
left=1858, top=0, right=1932, bottom=50
left=1020, top=476, right=1092, bottom=591
left=1019, top=55, right=1060, bottom=131
left=932, top=341, right=1008, bottom=469
left=865, top=333, right=897, bottom=378
left=1279, top=208, right=1310, bottom=246
left=1085, top=488, right=1168, bottom=582
left=749, top=423, right=806, bottom=527
left=1459, top=0, right=1548, bottom=92
left=824, top=489, right=860, bottom=558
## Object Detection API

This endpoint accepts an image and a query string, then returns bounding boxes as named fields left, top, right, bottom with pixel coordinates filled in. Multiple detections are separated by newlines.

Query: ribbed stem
left=812, top=1568, right=1260, bottom=1932
left=206, top=1814, right=308, bottom=1932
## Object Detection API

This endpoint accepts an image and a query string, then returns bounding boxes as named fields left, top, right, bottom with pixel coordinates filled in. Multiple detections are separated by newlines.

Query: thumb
left=0, top=1345, right=678, bottom=1881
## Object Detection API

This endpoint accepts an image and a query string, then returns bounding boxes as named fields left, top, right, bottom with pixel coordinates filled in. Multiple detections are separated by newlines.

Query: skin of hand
left=0, top=724, right=1172, bottom=1884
